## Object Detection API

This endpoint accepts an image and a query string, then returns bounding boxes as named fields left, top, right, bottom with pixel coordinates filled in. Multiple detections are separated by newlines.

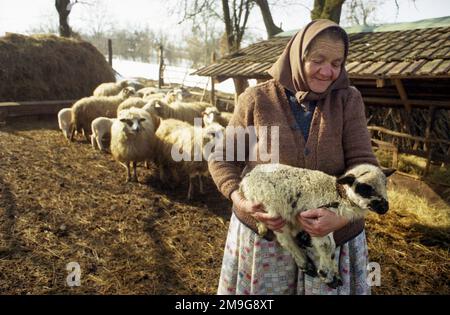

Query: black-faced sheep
left=70, top=87, right=135, bottom=141
left=239, top=163, right=395, bottom=288
left=93, top=80, right=129, bottom=96
left=110, top=107, right=160, bottom=183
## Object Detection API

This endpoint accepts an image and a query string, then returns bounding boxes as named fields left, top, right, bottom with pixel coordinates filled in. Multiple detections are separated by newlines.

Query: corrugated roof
left=194, top=18, right=450, bottom=80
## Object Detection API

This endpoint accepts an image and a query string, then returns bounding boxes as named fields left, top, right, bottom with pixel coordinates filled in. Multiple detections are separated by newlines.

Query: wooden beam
left=363, top=97, right=450, bottom=109
left=0, top=100, right=76, bottom=119
left=367, top=125, right=450, bottom=145
left=393, top=78, right=412, bottom=113
left=424, top=106, right=437, bottom=177
left=210, top=52, right=216, bottom=107
left=376, top=79, right=385, bottom=88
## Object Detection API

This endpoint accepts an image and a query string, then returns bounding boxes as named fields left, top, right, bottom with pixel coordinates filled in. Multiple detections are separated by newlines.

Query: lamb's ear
left=382, top=168, right=396, bottom=177
left=337, top=174, right=356, bottom=186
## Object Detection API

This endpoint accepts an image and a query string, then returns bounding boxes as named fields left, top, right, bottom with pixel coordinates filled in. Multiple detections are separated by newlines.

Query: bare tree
left=311, top=0, right=346, bottom=24
left=344, top=0, right=384, bottom=26
left=55, top=0, right=73, bottom=37
left=253, top=0, right=283, bottom=37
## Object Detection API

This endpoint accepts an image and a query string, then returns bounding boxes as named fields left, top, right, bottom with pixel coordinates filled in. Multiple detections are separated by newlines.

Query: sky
left=0, top=0, right=449, bottom=40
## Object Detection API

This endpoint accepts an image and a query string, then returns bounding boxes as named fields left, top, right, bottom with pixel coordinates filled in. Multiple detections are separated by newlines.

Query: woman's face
left=304, top=37, right=345, bottom=93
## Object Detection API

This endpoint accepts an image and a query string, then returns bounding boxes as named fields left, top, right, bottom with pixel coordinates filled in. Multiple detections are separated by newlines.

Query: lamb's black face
left=337, top=165, right=394, bottom=215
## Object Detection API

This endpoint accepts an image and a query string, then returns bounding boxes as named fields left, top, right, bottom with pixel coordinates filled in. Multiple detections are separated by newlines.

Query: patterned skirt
left=217, top=213, right=371, bottom=295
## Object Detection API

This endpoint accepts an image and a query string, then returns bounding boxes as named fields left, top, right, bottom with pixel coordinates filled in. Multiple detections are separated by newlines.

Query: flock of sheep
left=58, top=80, right=233, bottom=199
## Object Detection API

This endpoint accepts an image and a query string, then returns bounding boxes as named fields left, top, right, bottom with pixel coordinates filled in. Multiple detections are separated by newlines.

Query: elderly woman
left=208, top=19, right=379, bottom=295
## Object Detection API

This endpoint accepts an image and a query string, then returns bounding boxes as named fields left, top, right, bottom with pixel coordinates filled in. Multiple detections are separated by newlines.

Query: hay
left=0, top=33, right=115, bottom=102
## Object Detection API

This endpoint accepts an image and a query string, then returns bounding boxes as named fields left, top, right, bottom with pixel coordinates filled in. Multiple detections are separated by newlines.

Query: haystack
left=0, top=33, right=115, bottom=102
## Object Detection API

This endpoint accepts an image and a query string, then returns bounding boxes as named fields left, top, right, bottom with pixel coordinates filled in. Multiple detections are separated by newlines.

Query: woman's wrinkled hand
left=297, top=208, right=349, bottom=237
left=231, top=190, right=286, bottom=232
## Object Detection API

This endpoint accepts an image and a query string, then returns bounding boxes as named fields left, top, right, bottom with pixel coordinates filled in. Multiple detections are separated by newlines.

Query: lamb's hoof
left=326, top=275, right=343, bottom=289
left=303, top=259, right=318, bottom=277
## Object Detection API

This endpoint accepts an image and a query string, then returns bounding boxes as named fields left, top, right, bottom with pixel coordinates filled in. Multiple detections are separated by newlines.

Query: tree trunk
left=253, top=0, right=283, bottom=38
left=311, top=0, right=345, bottom=24
left=55, top=0, right=72, bottom=37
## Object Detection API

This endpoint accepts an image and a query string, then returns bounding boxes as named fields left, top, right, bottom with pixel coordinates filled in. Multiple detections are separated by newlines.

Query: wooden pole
left=108, top=39, right=112, bottom=67
left=158, top=44, right=164, bottom=89
left=424, top=106, right=436, bottom=177
left=210, top=52, right=216, bottom=107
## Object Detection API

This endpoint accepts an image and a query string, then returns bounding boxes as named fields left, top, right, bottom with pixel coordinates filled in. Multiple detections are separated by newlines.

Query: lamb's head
left=117, top=108, right=159, bottom=137
left=337, top=164, right=395, bottom=215
left=202, top=107, right=221, bottom=126
left=142, top=99, right=163, bottom=117
left=119, top=80, right=129, bottom=88
left=202, top=122, right=224, bottom=161
left=118, top=87, right=136, bottom=99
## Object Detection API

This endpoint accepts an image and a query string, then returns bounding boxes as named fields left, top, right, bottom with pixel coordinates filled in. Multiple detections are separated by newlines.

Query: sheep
left=110, top=107, right=160, bottom=183
left=143, top=99, right=211, bottom=125
left=90, top=117, right=115, bottom=151
left=153, top=118, right=224, bottom=199
left=239, top=163, right=395, bottom=288
left=116, top=97, right=147, bottom=116
left=136, top=86, right=159, bottom=98
left=70, top=87, right=135, bottom=141
left=58, top=108, right=73, bottom=140
left=93, top=80, right=129, bottom=96
left=202, top=107, right=233, bottom=127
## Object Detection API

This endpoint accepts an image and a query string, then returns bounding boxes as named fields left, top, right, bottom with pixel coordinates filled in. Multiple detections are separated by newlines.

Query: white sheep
left=70, top=87, right=135, bottom=141
left=90, top=117, right=115, bottom=151
left=202, top=107, right=233, bottom=127
left=93, top=80, right=129, bottom=96
left=116, top=97, right=147, bottom=116
left=143, top=99, right=211, bottom=125
left=57, top=108, right=72, bottom=140
left=110, top=107, right=160, bottom=183
left=153, top=118, right=224, bottom=199
left=239, top=163, right=395, bottom=288
left=136, top=86, right=159, bottom=98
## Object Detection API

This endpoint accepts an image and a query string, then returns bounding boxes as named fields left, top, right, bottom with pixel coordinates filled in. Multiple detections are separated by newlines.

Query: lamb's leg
left=310, top=234, right=342, bottom=289
left=91, top=134, right=97, bottom=150
left=97, top=131, right=105, bottom=151
left=70, top=127, right=76, bottom=142
left=275, top=228, right=310, bottom=272
left=82, top=129, right=90, bottom=142
left=132, top=161, right=138, bottom=182
left=122, top=162, right=131, bottom=183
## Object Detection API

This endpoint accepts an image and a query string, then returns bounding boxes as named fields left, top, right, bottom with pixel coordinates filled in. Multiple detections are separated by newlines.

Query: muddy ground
left=0, top=117, right=448, bottom=294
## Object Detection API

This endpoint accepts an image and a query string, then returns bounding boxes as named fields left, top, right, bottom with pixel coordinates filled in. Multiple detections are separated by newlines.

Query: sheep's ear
left=382, top=168, right=396, bottom=177
left=337, top=174, right=356, bottom=186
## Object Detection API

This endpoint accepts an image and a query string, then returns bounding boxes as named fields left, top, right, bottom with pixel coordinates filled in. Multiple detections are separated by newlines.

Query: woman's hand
left=231, top=191, right=286, bottom=232
left=297, top=208, right=349, bottom=237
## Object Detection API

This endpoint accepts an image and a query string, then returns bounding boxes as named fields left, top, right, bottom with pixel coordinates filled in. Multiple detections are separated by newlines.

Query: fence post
left=158, top=44, right=164, bottom=89
left=108, top=39, right=112, bottom=67
left=210, top=52, right=216, bottom=106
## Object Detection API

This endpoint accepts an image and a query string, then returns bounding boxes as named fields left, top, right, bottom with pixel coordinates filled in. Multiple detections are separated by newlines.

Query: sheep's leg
left=122, top=162, right=131, bottom=183
left=187, top=175, right=194, bottom=200
left=91, top=134, right=97, bottom=150
left=82, top=129, right=90, bottom=142
left=198, top=175, right=204, bottom=194
left=132, top=161, right=138, bottom=182
left=96, top=131, right=105, bottom=151
left=310, top=234, right=342, bottom=289
left=70, top=127, right=76, bottom=142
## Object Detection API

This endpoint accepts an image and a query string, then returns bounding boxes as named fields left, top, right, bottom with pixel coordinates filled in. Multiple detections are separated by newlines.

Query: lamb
left=116, top=97, right=147, bottom=115
left=57, top=108, right=72, bottom=139
left=153, top=118, right=224, bottom=199
left=70, top=87, right=135, bottom=141
left=239, top=163, right=395, bottom=288
left=90, top=117, right=115, bottom=151
left=117, top=90, right=182, bottom=116
left=202, top=107, right=233, bottom=127
left=143, top=99, right=211, bottom=125
left=110, top=107, right=160, bottom=183
left=93, top=80, right=129, bottom=96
